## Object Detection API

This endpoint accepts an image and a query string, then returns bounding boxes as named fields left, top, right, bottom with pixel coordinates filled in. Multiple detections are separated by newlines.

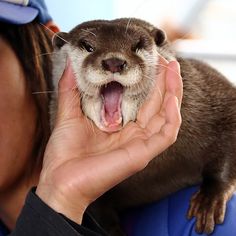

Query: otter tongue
left=101, top=82, right=123, bottom=126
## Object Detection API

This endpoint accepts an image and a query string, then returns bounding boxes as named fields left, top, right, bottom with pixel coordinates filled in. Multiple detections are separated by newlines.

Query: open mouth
left=100, top=81, right=124, bottom=131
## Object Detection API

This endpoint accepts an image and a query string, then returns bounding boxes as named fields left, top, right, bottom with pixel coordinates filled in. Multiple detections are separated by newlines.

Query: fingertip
left=166, top=60, right=183, bottom=105
left=168, top=60, right=180, bottom=72
left=166, top=61, right=181, bottom=82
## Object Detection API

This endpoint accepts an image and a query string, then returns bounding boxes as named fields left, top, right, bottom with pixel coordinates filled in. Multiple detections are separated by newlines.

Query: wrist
left=36, top=180, right=88, bottom=224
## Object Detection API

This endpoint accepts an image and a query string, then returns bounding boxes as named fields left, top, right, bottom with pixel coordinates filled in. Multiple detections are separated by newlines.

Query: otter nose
left=102, top=58, right=127, bottom=73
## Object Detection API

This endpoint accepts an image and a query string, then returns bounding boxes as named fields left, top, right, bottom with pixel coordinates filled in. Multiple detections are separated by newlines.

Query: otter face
left=53, top=19, right=170, bottom=132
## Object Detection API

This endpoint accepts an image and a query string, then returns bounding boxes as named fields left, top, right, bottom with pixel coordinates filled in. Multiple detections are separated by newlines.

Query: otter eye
left=132, top=38, right=145, bottom=52
left=80, top=41, right=95, bottom=52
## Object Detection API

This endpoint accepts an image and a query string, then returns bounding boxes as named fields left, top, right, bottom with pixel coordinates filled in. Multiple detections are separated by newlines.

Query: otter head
left=53, top=18, right=173, bottom=132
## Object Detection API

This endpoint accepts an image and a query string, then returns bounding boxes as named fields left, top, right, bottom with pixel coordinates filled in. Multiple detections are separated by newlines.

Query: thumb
left=56, top=59, right=83, bottom=123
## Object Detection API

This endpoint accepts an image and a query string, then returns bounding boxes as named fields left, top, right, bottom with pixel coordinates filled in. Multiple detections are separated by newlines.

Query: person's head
left=0, top=0, right=59, bottom=190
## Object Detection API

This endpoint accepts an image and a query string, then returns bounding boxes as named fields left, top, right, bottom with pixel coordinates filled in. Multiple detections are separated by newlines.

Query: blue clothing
left=122, top=186, right=236, bottom=236
left=0, top=0, right=52, bottom=25
left=1, top=187, right=236, bottom=235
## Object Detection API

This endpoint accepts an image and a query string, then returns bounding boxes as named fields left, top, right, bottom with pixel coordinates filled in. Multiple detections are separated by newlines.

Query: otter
left=51, top=18, right=236, bottom=235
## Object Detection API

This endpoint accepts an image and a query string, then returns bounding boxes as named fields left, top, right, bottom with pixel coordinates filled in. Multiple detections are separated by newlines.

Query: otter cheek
left=101, top=82, right=123, bottom=132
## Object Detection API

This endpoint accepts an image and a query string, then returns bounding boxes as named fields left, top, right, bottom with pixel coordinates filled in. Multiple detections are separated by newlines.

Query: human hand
left=36, top=56, right=182, bottom=224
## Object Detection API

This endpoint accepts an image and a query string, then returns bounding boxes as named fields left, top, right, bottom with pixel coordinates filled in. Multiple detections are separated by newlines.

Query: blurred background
left=45, top=0, right=236, bottom=84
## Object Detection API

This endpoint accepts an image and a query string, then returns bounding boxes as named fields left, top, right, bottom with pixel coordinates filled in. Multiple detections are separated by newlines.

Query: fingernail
left=64, top=57, right=74, bottom=77
left=169, top=60, right=180, bottom=72
left=65, top=57, right=70, bottom=70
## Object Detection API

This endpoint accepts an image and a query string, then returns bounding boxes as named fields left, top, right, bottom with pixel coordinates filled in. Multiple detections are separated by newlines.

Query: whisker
left=125, top=18, right=132, bottom=34
left=155, top=62, right=182, bottom=77
left=39, top=22, right=56, bottom=35
left=138, top=61, right=181, bottom=78
left=37, top=52, right=55, bottom=56
left=32, top=90, right=56, bottom=95
left=81, top=29, right=97, bottom=37
left=35, top=51, right=57, bottom=59
left=52, top=32, right=70, bottom=45
left=39, top=23, right=70, bottom=45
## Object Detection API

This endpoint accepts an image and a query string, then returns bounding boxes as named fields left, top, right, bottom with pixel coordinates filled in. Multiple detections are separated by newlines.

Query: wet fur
left=51, top=18, right=236, bottom=235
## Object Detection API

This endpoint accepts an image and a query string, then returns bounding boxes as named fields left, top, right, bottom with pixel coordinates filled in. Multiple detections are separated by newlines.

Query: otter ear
left=151, top=29, right=167, bottom=46
left=52, top=32, right=69, bottom=49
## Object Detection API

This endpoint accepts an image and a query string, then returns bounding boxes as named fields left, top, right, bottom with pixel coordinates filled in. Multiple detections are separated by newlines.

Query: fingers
left=166, top=61, right=183, bottom=107
left=137, top=55, right=168, bottom=127
left=160, top=60, right=182, bottom=115
left=56, top=59, right=83, bottom=123
left=146, top=94, right=181, bottom=158
left=146, top=61, right=182, bottom=136
left=137, top=58, right=182, bottom=128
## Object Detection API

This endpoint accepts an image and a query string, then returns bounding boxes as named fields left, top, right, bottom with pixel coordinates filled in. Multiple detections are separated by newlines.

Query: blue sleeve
left=121, top=186, right=236, bottom=236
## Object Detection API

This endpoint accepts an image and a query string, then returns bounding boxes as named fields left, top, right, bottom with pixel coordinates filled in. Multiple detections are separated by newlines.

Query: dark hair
left=0, top=20, right=53, bottom=172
